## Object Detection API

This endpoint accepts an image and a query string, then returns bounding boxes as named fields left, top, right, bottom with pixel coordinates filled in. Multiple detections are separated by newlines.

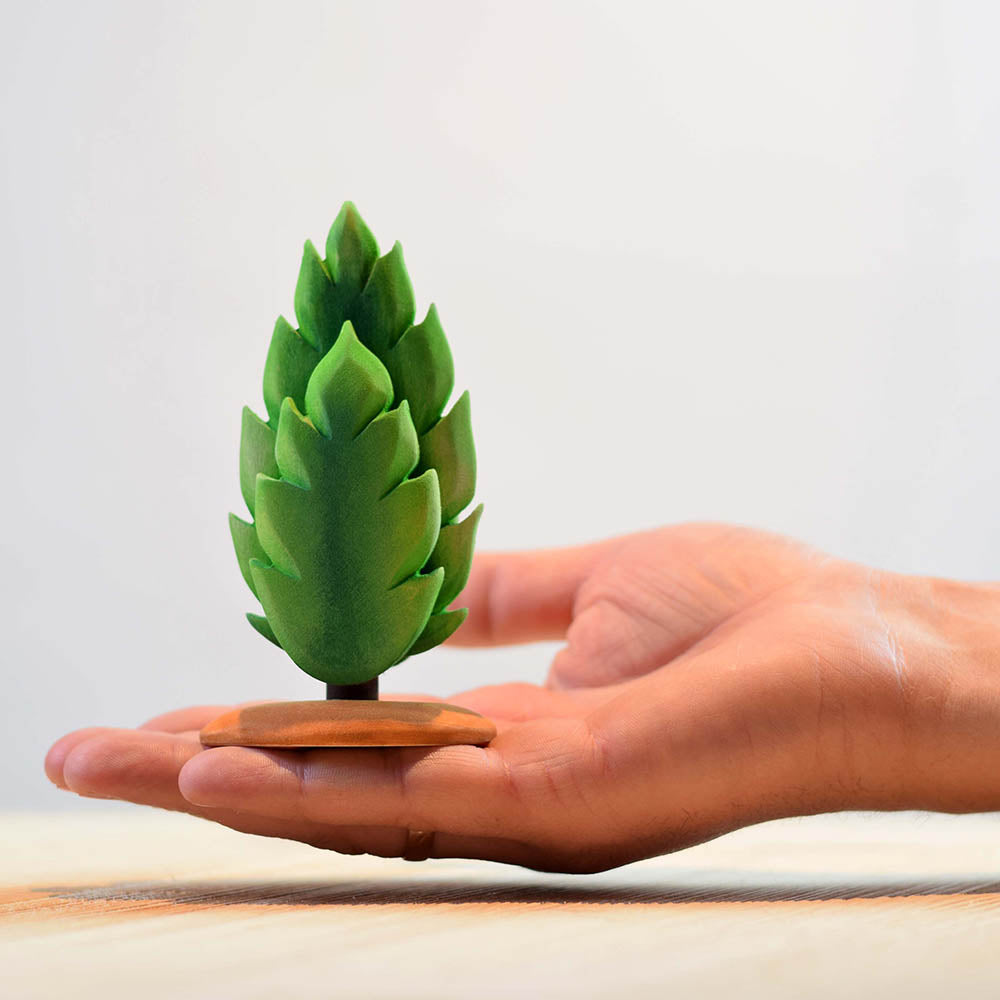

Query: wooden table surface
left=2, top=808, right=1000, bottom=999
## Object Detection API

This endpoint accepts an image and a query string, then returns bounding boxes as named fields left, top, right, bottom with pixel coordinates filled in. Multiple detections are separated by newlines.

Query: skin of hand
left=45, top=523, right=1000, bottom=873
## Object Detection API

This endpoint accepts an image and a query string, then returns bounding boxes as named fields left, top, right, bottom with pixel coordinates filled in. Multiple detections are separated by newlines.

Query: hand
left=45, top=524, right=1000, bottom=872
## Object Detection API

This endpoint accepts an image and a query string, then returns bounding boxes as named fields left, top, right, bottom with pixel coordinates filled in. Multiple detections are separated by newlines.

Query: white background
left=3, top=1, right=999, bottom=809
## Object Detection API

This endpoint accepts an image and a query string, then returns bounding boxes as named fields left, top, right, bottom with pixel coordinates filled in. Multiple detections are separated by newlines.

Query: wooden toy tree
left=200, top=204, right=494, bottom=749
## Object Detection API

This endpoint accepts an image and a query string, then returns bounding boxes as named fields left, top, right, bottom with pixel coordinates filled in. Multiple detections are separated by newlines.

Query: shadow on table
left=36, top=875, right=1000, bottom=907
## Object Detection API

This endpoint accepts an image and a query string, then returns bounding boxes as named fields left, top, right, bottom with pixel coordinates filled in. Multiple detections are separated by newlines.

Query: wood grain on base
left=199, top=700, right=496, bottom=748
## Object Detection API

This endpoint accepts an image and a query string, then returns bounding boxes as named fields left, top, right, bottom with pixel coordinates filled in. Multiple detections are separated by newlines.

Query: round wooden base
left=199, top=700, right=496, bottom=749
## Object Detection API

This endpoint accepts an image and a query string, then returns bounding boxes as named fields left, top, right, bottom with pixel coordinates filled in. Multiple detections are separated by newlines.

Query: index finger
left=449, top=538, right=624, bottom=647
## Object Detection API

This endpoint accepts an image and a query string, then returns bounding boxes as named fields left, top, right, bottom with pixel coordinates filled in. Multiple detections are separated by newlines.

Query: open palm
left=46, top=523, right=936, bottom=872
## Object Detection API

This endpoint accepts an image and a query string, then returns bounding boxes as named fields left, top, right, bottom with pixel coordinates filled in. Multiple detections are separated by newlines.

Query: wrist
left=871, top=572, right=1000, bottom=813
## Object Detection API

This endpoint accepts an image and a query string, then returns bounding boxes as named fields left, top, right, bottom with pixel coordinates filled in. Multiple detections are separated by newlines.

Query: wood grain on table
left=2, top=809, right=1000, bottom=999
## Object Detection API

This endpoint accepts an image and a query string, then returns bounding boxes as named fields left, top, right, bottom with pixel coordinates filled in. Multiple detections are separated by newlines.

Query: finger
left=46, top=727, right=122, bottom=789
left=316, top=827, right=550, bottom=866
left=449, top=539, right=625, bottom=646
left=412, top=832, right=546, bottom=868
left=60, top=731, right=576, bottom=869
left=59, top=727, right=305, bottom=827
left=56, top=729, right=409, bottom=854
left=366, top=686, right=590, bottom=738
left=139, top=700, right=279, bottom=733
left=446, top=682, right=612, bottom=722
left=62, top=728, right=204, bottom=801
left=139, top=706, right=234, bottom=733
left=368, top=685, right=601, bottom=731
left=178, top=718, right=596, bottom=844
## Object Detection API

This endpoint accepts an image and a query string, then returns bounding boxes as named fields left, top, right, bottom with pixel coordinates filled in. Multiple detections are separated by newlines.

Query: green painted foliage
left=230, top=203, right=480, bottom=684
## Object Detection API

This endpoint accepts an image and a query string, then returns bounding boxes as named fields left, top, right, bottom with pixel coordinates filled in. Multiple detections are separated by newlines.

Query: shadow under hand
left=33, top=874, right=1000, bottom=908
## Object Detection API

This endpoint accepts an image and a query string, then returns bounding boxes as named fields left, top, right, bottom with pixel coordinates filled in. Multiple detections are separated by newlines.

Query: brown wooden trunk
left=326, top=678, right=379, bottom=700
